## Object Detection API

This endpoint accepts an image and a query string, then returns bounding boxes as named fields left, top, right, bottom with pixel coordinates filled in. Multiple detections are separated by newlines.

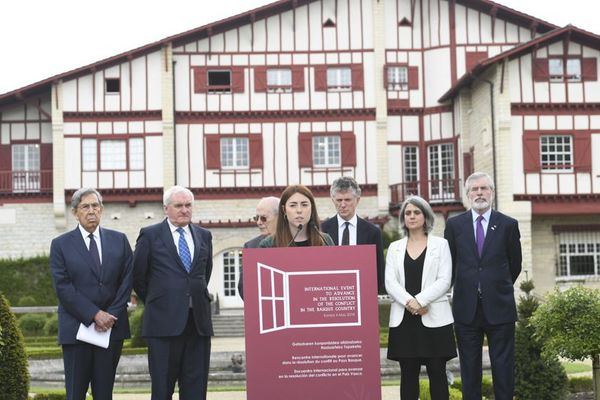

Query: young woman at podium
left=259, top=184, right=334, bottom=247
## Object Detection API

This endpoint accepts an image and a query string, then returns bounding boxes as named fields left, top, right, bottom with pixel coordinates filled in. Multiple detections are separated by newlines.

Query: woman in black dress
left=385, top=195, right=456, bottom=399
left=260, top=184, right=334, bottom=247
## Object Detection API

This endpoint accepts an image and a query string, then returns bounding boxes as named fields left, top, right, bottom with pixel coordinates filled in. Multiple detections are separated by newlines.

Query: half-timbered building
left=1, top=0, right=598, bottom=306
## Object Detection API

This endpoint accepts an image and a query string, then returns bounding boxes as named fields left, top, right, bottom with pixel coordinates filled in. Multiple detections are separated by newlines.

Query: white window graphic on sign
left=257, top=263, right=361, bottom=334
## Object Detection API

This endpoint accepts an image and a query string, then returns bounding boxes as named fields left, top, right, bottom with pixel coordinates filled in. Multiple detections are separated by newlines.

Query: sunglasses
left=253, top=215, right=268, bottom=222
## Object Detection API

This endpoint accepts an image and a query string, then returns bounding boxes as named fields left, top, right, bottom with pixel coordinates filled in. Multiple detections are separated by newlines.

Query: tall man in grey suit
left=49, top=188, right=133, bottom=400
left=238, top=196, right=279, bottom=299
left=321, top=177, right=386, bottom=294
left=133, top=186, right=213, bottom=400
left=444, top=172, right=522, bottom=400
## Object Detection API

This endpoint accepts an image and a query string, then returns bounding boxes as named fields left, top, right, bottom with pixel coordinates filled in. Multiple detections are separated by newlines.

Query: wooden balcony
left=0, top=170, right=53, bottom=195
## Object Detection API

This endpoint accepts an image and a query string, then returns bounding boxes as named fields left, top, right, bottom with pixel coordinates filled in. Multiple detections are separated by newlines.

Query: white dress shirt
left=167, top=219, right=195, bottom=260
left=336, top=214, right=358, bottom=245
left=78, top=225, right=102, bottom=264
left=471, top=208, right=492, bottom=240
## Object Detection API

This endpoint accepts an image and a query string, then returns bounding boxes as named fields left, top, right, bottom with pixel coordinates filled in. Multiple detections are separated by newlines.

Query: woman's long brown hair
left=272, top=184, right=327, bottom=247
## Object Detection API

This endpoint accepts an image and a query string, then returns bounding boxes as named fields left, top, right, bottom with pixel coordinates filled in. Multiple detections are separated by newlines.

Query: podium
left=242, top=245, right=382, bottom=400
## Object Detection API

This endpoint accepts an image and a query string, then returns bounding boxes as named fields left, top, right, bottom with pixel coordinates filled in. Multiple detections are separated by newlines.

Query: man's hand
left=93, top=310, right=117, bottom=332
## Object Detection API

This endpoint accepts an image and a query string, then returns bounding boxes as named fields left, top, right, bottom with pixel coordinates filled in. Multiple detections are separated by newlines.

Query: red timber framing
left=514, top=194, right=600, bottom=215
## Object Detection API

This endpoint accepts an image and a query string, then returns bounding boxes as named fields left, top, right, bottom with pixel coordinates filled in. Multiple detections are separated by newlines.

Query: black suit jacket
left=237, top=234, right=266, bottom=300
left=49, top=227, right=133, bottom=344
left=133, top=219, right=213, bottom=337
left=321, top=215, right=386, bottom=294
left=444, top=210, right=522, bottom=325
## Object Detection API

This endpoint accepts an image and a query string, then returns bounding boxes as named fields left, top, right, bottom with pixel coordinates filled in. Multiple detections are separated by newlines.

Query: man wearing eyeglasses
left=49, top=188, right=133, bottom=400
left=237, top=196, right=279, bottom=299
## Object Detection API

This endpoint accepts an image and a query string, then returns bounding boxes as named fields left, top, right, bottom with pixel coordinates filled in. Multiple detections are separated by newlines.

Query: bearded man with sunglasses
left=237, top=196, right=279, bottom=299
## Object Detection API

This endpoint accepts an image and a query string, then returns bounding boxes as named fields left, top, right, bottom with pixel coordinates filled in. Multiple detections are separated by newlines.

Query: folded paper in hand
left=76, top=323, right=111, bottom=348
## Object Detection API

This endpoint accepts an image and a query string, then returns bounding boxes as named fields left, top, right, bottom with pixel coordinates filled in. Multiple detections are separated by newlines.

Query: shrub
left=44, top=314, right=59, bottom=336
left=0, top=292, right=29, bottom=400
left=569, top=376, right=593, bottom=393
left=0, top=256, right=57, bottom=306
left=18, top=313, right=47, bottom=336
left=451, top=377, right=492, bottom=398
left=129, top=305, right=147, bottom=348
left=514, top=280, right=568, bottom=400
left=378, top=302, right=391, bottom=328
left=17, top=296, right=36, bottom=306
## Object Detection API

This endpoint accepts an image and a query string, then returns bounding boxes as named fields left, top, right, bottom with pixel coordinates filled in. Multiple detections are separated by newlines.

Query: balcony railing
left=390, top=178, right=462, bottom=206
left=0, top=170, right=53, bottom=194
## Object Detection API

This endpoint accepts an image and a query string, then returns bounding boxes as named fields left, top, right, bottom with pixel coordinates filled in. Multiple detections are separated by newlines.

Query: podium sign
left=243, top=245, right=381, bottom=400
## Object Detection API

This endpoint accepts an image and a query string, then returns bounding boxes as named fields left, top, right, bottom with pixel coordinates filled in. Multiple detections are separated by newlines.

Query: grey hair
left=71, top=188, right=103, bottom=209
left=465, top=172, right=495, bottom=193
left=330, top=176, right=361, bottom=198
left=259, top=196, right=280, bottom=215
left=163, top=185, right=194, bottom=206
left=399, top=195, right=435, bottom=236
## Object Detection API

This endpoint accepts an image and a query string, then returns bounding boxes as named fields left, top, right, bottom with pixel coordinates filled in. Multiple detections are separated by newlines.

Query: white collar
left=337, top=213, right=358, bottom=228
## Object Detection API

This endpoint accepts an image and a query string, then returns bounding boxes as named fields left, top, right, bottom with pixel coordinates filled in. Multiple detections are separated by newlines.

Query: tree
left=514, top=279, right=568, bottom=399
left=0, top=292, right=29, bottom=400
left=533, top=285, right=600, bottom=400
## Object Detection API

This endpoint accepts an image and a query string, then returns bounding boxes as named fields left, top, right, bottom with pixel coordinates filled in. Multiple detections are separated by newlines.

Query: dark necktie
left=476, top=215, right=485, bottom=257
left=341, top=221, right=350, bottom=246
left=177, top=227, right=192, bottom=273
left=88, top=233, right=101, bottom=270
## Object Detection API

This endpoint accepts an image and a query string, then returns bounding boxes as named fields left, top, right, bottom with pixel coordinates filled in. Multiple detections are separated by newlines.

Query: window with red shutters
left=255, top=66, right=305, bottom=93
left=205, top=135, right=263, bottom=169
left=314, top=65, right=364, bottom=92
left=193, top=67, right=245, bottom=93
left=297, top=132, right=356, bottom=168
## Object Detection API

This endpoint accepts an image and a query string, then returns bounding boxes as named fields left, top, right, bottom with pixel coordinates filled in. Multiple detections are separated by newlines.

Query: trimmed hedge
left=0, top=292, right=29, bottom=400
left=32, top=394, right=66, bottom=400
left=18, top=313, right=48, bottom=336
left=0, top=256, right=57, bottom=306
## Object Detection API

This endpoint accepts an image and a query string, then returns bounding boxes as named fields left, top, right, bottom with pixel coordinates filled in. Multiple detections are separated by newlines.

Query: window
left=387, top=66, right=408, bottom=91
left=533, top=58, right=592, bottom=82
left=12, top=144, right=40, bottom=192
left=326, top=67, right=352, bottom=90
left=82, top=138, right=145, bottom=171
left=428, top=143, right=455, bottom=202
left=105, top=78, right=120, bottom=94
left=312, top=136, right=340, bottom=167
left=193, top=67, right=245, bottom=94
left=540, top=135, right=572, bottom=171
left=223, top=250, right=242, bottom=297
left=205, top=135, right=263, bottom=170
left=557, top=231, right=600, bottom=278
left=220, top=137, right=249, bottom=169
left=267, top=69, right=292, bottom=92
left=100, top=140, right=126, bottom=170
left=207, top=70, right=231, bottom=92
left=403, top=146, right=419, bottom=196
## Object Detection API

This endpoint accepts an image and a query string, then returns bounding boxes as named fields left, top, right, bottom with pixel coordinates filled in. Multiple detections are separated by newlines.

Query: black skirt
left=386, top=248, right=457, bottom=361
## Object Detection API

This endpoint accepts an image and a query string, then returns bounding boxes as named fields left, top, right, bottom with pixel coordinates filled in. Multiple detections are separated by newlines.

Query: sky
left=1, top=0, right=598, bottom=95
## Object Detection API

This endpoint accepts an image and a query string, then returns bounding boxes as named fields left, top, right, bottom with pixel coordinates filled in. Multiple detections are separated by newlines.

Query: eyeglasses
left=78, top=203, right=101, bottom=211
left=253, top=215, right=268, bottom=223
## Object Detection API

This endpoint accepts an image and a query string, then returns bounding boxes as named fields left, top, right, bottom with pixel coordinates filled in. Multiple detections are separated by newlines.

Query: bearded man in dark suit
left=444, top=172, right=522, bottom=400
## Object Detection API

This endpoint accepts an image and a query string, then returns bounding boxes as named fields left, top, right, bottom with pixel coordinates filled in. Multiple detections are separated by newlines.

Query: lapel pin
left=491, top=225, right=497, bottom=231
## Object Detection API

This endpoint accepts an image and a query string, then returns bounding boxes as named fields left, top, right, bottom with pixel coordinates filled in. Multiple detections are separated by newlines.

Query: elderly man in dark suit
left=133, top=185, right=213, bottom=400
left=321, top=176, right=386, bottom=294
left=238, top=196, right=279, bottom=299
left=444, top=172, right=522, bottom=400
left=49, top=188, right=133, bottom=400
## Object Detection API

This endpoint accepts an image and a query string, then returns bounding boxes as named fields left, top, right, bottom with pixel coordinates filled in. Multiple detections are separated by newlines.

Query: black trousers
left=454, top=300, right=515, bottom=400
left=62, top=340, right=123, bottom=400
left=399, top=357, right=449, bottom=400
left=146, top=310, right=211, bottom=400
